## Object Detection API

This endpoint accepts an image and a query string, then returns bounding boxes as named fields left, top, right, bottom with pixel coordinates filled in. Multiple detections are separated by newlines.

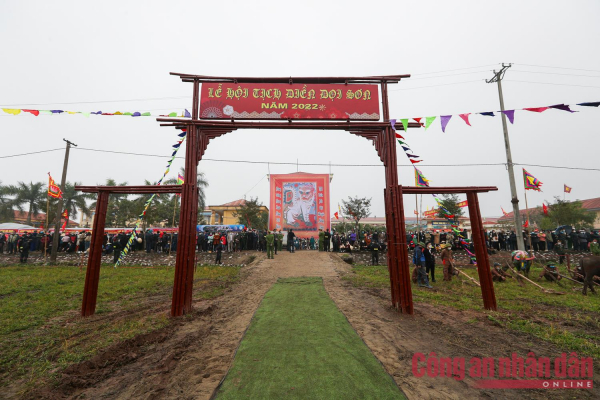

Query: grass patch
left=343, top=263, right=600, bottom=360
left=216, top=277, right=405, bottom=400
left=0, top=264, right=240, bottom=392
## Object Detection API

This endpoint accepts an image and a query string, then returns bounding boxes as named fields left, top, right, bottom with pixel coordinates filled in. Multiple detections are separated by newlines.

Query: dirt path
left=35, top=250, right=598, bottom=399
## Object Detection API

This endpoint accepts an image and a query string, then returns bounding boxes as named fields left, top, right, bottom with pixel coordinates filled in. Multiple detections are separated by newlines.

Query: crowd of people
left=2, top=225, right=598, bottom=267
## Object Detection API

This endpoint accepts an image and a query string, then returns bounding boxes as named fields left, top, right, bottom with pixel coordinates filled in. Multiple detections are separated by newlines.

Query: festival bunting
left=48, top=173, right=62, bottom=199
left=114, top=130, right=188, bottom=267
left=386, top=100, right=598, bottom=133
left=415, top=168, right=429, bottom=187
left=564, top=184, right=572, bottom=193
left=2, top=108, right=191, bottom=118
left=523, top=169, right=543, bottom=191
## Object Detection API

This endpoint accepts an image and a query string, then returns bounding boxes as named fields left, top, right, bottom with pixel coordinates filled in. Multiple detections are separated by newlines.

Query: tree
left=435, top=194, right=465, bottom=219
left=0, top=181, right=15, bottom=223
left=341, top=196, right=371, bottom=232
left=538, top=197, right=596, bottom=229
left=90, top=179, right=129, bottom=227
left=163, top=167, right=209, bottom=224
left=12, top=181, right=46, bottom=225
left=233, top=197, right=268, bottom=230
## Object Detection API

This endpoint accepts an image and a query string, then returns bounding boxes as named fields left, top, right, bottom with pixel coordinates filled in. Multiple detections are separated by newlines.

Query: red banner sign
left=200, top=83, right=379, bottom=120
left=457, top=200, right=468, bottom=208
left=423, top=209, right=439, bottom=217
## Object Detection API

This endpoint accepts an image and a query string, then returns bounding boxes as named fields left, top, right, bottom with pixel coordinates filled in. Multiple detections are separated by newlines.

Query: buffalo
left=580, top=256, right=600, bottom=295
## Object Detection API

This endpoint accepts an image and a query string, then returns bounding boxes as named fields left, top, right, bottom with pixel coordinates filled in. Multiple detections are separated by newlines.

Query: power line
left=0, top=148, right=63, bottom=159
left=504, top=80, right=600, bottom=89
left=1, top=147, right=599, bottom=171
left=413, top=64, right=499, bottom=75
left=518, top=63, right=600, bottom=73
left=512, top=70, right=600, bottom=78
left=409, top=70, right=493, bottom=80
left=389, top=80, right=483, bottom=91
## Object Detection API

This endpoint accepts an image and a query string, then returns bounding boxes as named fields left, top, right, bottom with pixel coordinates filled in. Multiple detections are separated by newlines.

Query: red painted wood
left=467, top=192, right=498, bottom=310
left=81, top=190, right=109, bottom=317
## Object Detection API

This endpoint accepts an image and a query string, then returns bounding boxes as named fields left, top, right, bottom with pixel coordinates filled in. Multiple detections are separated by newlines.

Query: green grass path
left=216, top=277, right=405, bottom=400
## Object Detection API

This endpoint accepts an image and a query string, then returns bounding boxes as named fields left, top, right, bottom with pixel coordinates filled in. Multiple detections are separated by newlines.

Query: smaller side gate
left=75, top=185, right=183, bottom=317
left=400, top=185, right=498, bottom=311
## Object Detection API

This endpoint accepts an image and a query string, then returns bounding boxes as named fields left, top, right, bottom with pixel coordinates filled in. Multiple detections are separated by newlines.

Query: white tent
left=0, top=223, right=38, bottom=231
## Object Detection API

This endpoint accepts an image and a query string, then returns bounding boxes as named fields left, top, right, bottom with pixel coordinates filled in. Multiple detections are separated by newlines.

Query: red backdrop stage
left=269, top=173, right=330, bottom=238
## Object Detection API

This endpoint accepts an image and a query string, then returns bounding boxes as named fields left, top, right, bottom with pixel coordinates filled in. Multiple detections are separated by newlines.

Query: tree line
left=0, top=168, right=208, bottom=229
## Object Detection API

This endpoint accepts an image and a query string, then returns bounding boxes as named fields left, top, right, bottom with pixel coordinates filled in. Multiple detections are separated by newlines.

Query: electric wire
left=512, top=70, right=600, bottom=78
left=1, top=148, right=598, bottom=171
left=389, top=80, right=484, bottom=91
left=0, top=96, right=189, bottom=107
left=0, top=148, right=63, bottom=159
left=504, top=80, right=600, bottom=89
left=517, top=64, right=600, bottom=73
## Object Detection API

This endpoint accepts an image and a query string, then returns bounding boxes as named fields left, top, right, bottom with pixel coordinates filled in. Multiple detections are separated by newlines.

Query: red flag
left=48, top=173, right=62, bottom=199
left=543, top=203, right=548, bottom=215
left=61, top=209, right=69, bottom=219
left=334, top=212, right=339, bottom=220
left=501, top=207, right=509, bottom=217
left=523, top=220, right=529, bottom=228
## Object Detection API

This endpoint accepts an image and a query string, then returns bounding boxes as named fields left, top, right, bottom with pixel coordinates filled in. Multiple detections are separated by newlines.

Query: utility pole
left=487, top=64, right=525, bottom=251
left=50, top=139, right=77, bottom=263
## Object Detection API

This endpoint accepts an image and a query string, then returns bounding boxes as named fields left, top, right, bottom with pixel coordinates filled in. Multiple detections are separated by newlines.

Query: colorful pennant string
left=114, top=130, right=187, bottom=267
left=2, top=108, right=191, bottom=118
left=386, top=100, right=597, bottom=133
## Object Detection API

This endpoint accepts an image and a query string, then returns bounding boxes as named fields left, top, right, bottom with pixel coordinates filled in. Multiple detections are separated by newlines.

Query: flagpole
left=44, top=195, right=49, bottom=262
left=524, top=188, right=532, bottom=250
left=415, top=194, right=420, bottom=238
left=170, top=195, right=177, bottom=256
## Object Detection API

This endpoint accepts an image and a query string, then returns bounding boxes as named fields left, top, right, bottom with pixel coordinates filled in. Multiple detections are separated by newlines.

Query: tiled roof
left=218, top=199, right=247, bottom=207
left=498, top=196, right=600, bottom=221
left=13, top=210, right=79, bottom=225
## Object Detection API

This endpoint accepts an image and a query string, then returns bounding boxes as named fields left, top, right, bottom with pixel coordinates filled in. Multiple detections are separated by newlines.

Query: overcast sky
left=1, top=0, right=599, bottom=221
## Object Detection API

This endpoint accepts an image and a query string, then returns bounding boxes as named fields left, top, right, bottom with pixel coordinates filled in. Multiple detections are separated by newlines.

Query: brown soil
left=26, top=250, right=599, bottom=399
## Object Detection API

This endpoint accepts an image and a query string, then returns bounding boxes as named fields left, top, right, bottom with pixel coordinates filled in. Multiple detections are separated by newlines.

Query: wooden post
left=381, top=80, right=413, bottom=314
left=466, top=192, right=497, bottom=310
left=171, top=124, right=199, bottom=316
left=81, top=190, right=109, bottom=317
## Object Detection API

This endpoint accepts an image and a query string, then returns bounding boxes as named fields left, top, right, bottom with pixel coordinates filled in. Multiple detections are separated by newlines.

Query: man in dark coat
left=287, top=229, right=296, bottom=253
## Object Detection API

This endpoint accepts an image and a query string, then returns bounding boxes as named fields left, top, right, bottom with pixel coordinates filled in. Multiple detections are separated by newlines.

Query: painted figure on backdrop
left=284, top=182, right=317, bottom=229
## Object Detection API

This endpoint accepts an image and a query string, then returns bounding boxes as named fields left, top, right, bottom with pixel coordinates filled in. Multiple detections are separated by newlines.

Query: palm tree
left=0, top=181, right=15, bottom=222
left=61, top=182, right=94, bottom=228
left=164, top=167, right=209, bottom=220
left=12, top=181, right=46, bottom=225
left=89, top=179, right=129, bottom=227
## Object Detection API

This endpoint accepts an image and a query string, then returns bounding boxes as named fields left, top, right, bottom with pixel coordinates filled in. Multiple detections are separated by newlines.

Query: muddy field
left=9, top=250, right=599, bottom=399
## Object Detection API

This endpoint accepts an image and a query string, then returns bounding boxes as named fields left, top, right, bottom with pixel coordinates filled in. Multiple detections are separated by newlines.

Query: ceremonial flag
left=501, top=207, right=509, bottom=217
left=61, top=209, right=69, bottom=231
left=177, top=174, right=185, bottom=184
left=334, top=212, right=339, bottom=220
left=564, top=184, right=572, bottom=193
left=523, top=169, right=543, bottom=191
left=48, top=173, right=62, bottom=198
left=543, top=203, right=548, bottom=216
left=523, top=220, right=529, bottom=228
left=414, top=168, right=430, bottom=187
left=457, top=200, right=468, bottom=208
